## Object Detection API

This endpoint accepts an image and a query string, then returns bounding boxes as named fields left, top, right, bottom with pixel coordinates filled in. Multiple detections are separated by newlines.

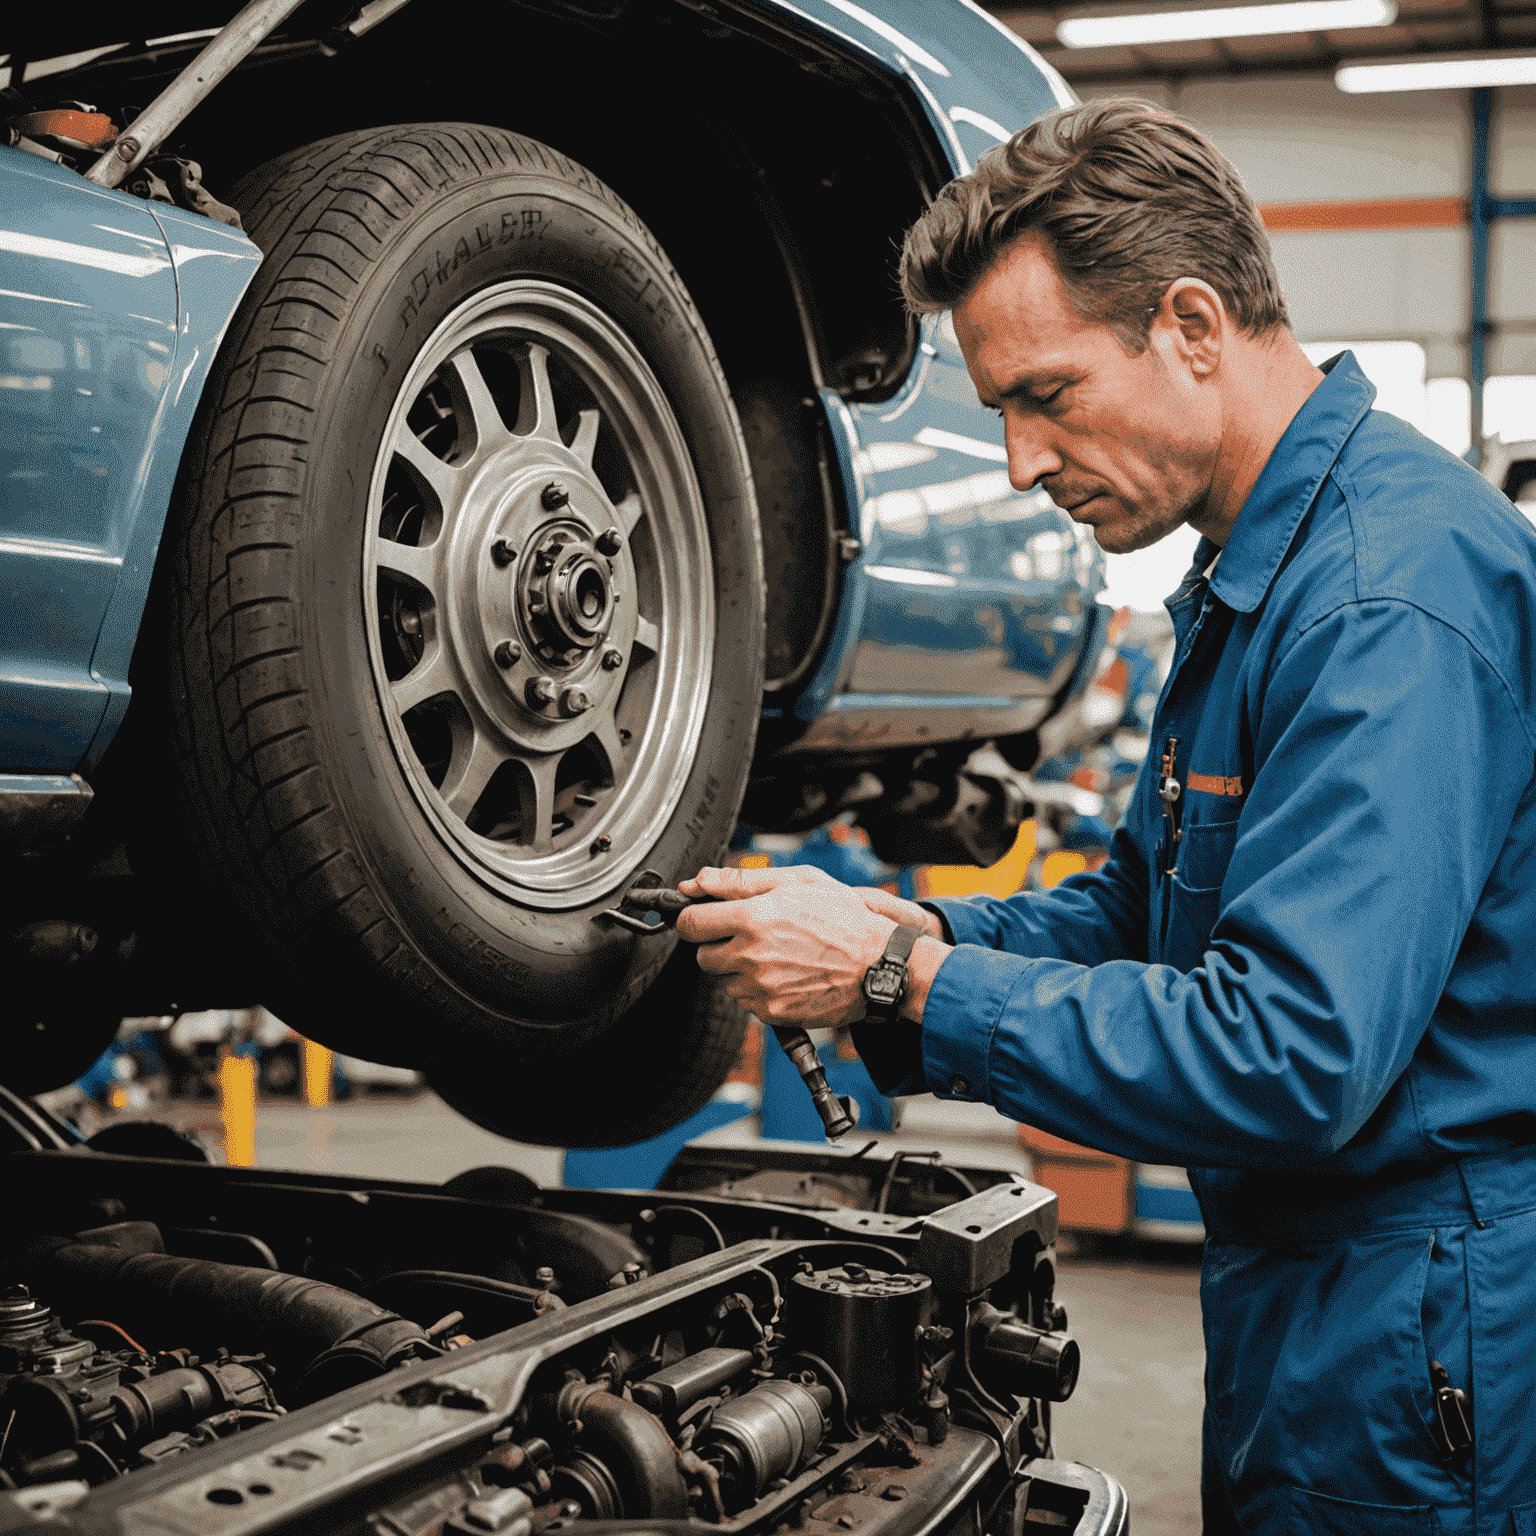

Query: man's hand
left=676, top=865, right=946, bottom=1028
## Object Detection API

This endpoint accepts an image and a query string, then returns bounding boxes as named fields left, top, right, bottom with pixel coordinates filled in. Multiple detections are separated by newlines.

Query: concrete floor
left=1051, top=1242, right=1205, bottom=1536
left=83, top=1088, right=1206, bottom=1533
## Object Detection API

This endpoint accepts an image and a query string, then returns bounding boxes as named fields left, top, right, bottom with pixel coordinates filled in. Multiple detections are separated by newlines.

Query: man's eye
left=1032, top=386, right=1064, bottom=407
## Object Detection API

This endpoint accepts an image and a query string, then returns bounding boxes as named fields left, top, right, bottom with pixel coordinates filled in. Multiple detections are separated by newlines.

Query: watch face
left=864, top=965, right=904, bottom=1006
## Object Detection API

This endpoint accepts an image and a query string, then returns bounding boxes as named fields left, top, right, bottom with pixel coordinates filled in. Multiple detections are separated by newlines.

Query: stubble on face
left=954, top=238, right=1220, bottom=558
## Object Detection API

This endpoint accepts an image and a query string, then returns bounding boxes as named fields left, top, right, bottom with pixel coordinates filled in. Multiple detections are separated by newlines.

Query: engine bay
left=1, top=1094, right=1124, bottom=1535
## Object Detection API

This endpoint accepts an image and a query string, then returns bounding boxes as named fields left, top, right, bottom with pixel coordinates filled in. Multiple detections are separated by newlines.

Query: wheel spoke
left=390, top=646, right=453, bottom=716
left=443, top=347, right=511, bottom=459
left=569, top=407, right=601, bottom=466
left=514, top=342, right=561, bottom=443
left=440, top=726, right=507, bottom=821
left=615, top=490, right=644, bottom=537
left=393, top=426, right=458, bottom=508
left=374, top=536, right=439, bottom=595
left=633, top=615, right=660, bottom=658
left=518, top=755, right=560, bottom=853
left=591, top=714, right=629, bottom=789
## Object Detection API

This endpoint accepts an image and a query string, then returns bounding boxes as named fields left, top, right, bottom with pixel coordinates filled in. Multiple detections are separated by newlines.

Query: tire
left=152, top=124, right=763, bottom=1139
left=432, top=942, right=750, bottom=1148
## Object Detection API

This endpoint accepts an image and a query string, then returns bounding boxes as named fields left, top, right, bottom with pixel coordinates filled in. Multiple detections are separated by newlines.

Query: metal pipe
left=1467, top=86, right=1536, bottom=465
left=771, top=1026, right=858, bottom=1140
left=1469, top=86, right=1492, bottom=462
left=84, top=0, right=310, bottom=189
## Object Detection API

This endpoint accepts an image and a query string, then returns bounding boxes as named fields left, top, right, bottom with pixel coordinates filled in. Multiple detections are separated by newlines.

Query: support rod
left=84, top=0, right=310, bottom=189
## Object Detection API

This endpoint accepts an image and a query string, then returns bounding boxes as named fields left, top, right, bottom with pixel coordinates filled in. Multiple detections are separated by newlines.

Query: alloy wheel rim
left=362, top=280, right=715, bottom=908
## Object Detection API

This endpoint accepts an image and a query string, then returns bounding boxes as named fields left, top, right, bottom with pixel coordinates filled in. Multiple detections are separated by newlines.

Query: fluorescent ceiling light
left=1336, top=51, right=1536, bottom=90
left=1058, top=0, right=1393, bottom=48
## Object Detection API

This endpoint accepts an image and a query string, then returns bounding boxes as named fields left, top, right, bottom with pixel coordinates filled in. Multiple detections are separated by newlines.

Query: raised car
left=1, top=0, right=1106, bottom=1143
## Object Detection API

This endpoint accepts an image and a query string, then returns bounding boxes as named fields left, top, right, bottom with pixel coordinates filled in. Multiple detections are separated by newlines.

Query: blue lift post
left=1469, top=86, right=1536, bottom=461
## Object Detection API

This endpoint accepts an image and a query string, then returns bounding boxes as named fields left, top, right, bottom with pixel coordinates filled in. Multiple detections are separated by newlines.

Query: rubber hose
left=24, top=1237, right=431, bottom=1393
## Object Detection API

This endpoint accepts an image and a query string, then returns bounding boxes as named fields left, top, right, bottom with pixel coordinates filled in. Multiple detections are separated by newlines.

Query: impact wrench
left=613, top=883, right=861, bottom=1140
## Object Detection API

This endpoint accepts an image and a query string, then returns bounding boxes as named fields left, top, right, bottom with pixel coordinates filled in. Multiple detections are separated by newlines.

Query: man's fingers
left=692, top=934, right=743, bottom=973
left=680, top=864, right=827, bottom=900
left=859, top=886, right=938, bottom=935
left=676, top=899, right=756, bottom=944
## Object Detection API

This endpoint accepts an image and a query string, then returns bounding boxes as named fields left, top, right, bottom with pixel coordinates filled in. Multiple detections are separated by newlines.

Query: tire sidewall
left=277, top=143, right=761, bottom=1039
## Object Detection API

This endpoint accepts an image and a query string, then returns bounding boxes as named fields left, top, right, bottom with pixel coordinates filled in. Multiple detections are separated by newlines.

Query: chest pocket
left=1165, top=818, right=1241, bottom=972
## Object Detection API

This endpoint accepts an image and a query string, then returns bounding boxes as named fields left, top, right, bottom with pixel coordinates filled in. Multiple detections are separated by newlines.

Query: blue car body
left=0, top=150, right=263, bottom=772
left=1, top=0, right=1103, bottom=780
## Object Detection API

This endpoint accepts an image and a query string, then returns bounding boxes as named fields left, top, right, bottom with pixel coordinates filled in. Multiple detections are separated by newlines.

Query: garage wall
left=1078, top=80, right=1536, bottom=383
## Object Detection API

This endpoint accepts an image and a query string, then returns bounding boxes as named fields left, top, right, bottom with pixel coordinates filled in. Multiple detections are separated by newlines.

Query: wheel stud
left=601, top=647, right=624, bottom=671
left=542, top=481, right=570, bottom=510
left=591, top=833, right=612, bottom=854
left=526, top=675, right=558, bottom=709
left=596, top=526, right=623, bottom=557
left=560, top=686, right=591, bottom=716
left=494, top=639, right=521, bottom=668
left=491, top=538, right=516, bottom=567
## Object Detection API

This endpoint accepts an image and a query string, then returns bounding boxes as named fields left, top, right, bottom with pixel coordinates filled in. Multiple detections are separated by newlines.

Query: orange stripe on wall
left=1259, top=196, right=1466, bottom=232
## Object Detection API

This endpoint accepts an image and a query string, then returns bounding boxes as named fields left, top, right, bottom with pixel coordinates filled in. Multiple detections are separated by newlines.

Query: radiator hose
left=24, top=1232, right=437, bottom=1405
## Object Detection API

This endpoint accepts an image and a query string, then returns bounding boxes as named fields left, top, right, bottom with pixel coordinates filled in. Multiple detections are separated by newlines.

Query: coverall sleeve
left=852, top=770, right=1154, bottom=1097
left=916, top=599, right=1531, bottom=1168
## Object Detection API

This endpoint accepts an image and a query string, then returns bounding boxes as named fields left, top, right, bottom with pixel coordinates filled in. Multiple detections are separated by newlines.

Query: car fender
left=84, top=200, right=264, bottom=765
left=0, top=144, right=261, bottom=773
left=747, top=0, right=1073, bottom=171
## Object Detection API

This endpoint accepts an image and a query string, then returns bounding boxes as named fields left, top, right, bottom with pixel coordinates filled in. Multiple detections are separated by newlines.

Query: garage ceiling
left=983, top=0, right=1536, bottom=85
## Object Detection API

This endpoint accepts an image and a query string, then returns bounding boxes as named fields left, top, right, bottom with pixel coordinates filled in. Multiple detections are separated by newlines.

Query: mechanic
left=676, top=99, right=1536, bottom=1531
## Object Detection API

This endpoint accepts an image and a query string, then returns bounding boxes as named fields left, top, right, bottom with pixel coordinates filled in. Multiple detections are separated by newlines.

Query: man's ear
left=1157, top=278, right=1225, bottom=378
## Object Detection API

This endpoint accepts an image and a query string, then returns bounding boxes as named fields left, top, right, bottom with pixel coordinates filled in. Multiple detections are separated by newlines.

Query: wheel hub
left=465, top=470, right=633, bottom=738
left=518, top=520, right=620, bottom=665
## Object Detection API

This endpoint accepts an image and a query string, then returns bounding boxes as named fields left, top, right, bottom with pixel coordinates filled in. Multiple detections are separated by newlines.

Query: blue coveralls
left=865, top=355, right=1536, bottom=1530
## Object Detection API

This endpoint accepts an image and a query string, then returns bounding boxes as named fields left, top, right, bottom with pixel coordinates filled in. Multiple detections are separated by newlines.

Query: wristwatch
left=861, top=924, right=923, bottom=1023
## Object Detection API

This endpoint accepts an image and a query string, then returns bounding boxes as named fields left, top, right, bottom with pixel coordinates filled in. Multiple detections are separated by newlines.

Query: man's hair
left=899, top=98, right=1287, bottom=352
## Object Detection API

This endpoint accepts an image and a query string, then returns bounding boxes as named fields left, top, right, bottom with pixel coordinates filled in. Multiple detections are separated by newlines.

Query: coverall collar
left=1177, top=351, right=1377, bottom=616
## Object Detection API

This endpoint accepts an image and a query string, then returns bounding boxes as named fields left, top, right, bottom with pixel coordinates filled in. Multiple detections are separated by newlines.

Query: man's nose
left=1005, top=418, right=1063, bottom=493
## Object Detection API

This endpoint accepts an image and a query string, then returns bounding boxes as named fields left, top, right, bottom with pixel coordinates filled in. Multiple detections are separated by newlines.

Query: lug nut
left=560, top=686, right=591, bottom=716
left=595, top=526, right=623, bottom=557
left=494, top=639, right=521, bottom=668
left=601, top=647, right=624, bottom=671
left=591, top=833, right=613, bottom=854
left=541, top=481, right=570, bottom=510
left=399, top=609, right=422, bottom=636
left=526, top=675, right=558, bottom=709
left=491, top=538, right=516, bottom=567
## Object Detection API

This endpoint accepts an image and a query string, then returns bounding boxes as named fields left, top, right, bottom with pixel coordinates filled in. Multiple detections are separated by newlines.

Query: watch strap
left=862, top=923, right=924, bottom=1022
left=882, top=923, right=922, bottom=968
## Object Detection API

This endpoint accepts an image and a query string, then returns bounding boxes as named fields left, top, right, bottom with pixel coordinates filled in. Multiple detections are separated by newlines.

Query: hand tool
left=601, top=875, right=861, bottom=1140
